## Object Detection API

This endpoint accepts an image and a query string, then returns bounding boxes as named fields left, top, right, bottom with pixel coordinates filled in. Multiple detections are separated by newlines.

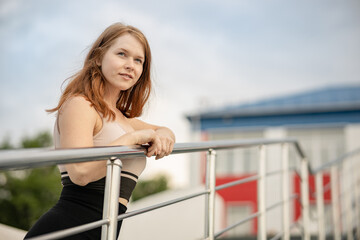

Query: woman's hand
left=125, top=118, right=176, bottom=160
left=130, top=128, right=174, bottom=160
left=149, top=129, right=175, bottom=160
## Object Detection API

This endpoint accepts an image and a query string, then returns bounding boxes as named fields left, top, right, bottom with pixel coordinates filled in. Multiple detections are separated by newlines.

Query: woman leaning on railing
left=24, top=22, right=175, bottom=240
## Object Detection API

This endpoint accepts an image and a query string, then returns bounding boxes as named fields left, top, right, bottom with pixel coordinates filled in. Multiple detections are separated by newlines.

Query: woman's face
left=100, top=33, right=145, bottom=92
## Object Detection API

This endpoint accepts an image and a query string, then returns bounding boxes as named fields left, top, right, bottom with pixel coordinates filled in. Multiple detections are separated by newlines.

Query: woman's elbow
left=66, top=166, right=93, bottom=186
left=65, top=161, right=106, bottom=186
left=69, top=173, right=91, bottom=186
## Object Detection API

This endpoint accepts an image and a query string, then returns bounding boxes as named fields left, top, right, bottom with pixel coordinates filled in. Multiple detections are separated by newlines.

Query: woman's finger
left=147, top=144, right=157, bottom=157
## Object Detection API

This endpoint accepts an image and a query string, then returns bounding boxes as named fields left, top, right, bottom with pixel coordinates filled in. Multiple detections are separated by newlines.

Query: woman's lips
left=119, top=73, right=133, bottom=80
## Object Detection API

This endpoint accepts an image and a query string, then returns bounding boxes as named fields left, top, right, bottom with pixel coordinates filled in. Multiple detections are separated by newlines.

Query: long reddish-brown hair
left=47, top=23, right=152, bottom=119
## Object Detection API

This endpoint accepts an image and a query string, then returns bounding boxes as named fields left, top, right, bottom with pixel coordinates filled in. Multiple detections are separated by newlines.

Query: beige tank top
left=54, top=117, right=147, bottom=185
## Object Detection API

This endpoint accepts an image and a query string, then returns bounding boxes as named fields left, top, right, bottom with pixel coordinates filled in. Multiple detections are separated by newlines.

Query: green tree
left=0, top=135, right=14, bottom=149
left=0, top=131, right=62, bottom=230
left=0, top=167, right=61, bottom=230
left=131, top=174, right=169, bottom=202
left=21, top=131, right=53, bottom=148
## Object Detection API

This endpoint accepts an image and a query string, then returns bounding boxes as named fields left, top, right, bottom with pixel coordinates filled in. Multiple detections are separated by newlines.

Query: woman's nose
left=124, top=58, right=134, bottom=70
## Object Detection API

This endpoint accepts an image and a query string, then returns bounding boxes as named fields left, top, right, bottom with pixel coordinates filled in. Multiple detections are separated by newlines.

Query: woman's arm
left=58, top=97, right=170, bottom=185
left=128, top=118, right=175, bottom=159
left=58, top=96, right=107, bottom=186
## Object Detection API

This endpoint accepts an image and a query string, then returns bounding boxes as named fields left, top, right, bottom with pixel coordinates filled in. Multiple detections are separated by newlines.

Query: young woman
left=25, top=23, right=175, bottom=239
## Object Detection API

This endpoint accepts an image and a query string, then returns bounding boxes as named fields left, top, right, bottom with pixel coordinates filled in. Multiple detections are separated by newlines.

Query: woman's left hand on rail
left=147, top=128, right=175, bottom=160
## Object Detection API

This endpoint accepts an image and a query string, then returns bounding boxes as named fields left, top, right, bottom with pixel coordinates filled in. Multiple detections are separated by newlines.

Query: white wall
left=342, top=124, right=360, bottom=231
left=345, top=124, right=360, bottom=152
left=264, top=127, right=287, bottom=234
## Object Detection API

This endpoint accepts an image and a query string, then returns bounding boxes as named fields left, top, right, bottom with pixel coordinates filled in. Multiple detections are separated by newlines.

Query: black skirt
left=24, top=184, right=127, bottom=240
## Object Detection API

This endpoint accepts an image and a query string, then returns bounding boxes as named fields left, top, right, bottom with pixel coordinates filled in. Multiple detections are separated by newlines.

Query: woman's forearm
left=155, top=127, right=176, bottom=142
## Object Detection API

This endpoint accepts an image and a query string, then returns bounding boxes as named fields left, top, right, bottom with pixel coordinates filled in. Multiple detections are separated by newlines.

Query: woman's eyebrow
left=118, top=48, right=129, bottom=53
left=135, top=55, right=145, bottom=60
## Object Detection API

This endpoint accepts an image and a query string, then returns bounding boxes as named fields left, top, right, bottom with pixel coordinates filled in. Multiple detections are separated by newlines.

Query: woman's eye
left=135, top=59, right=143, bottom=64
left=118, top=52, right=125, bottom=56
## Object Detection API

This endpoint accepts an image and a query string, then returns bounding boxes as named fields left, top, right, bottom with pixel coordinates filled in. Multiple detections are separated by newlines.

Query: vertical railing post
left=207, top=149, right=217, bottom=240
left=300, top=157, right=310, bottom=240
left=345, top=160, right=354, bottom=240
left=258, top=145, right=267, bottom=240
left=101, top=157, right=122, bottom=240
left=204, top=151, right=210, bottom=239
left=354, top=158, right=360, bottom=240
left=315, top=172, right=325, bottom=240
left=281, top=143, right=290, bottom=240
left=101, top=159, right=113, bottom=239
left=331, top=165, right=341, bottom=240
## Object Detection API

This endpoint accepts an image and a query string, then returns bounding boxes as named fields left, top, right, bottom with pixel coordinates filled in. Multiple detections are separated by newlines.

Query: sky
left=0, top=0, right=359, bottom=187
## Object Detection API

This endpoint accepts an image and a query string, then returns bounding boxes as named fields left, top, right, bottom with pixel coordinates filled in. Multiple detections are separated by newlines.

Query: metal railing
left=309, top=148, right=360, bottom=240
left=0, top=138, right=359, bottom=240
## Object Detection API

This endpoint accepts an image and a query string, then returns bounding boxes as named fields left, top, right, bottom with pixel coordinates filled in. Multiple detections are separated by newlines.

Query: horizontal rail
left=310, top=181, right=332, bottom=198
left=119, top=167, right=296, bottom=228
left=118, top=190, right=208, bottom=221
left=311, top=148, right=360, bottom=174
left=215, top=175, right=259, bottom=191
left=215, top=167, right=294, bottom=192
left=210, top=167, right=287, bottom=215
left=0, top=138, right=304, bottom=170
left=27, top=219, right=109, bottom=240
left=269, top=231, right=283, bottom=240
left=214, top=194, right=298, bottom=238
left=0, top=145, right=146, bottom=170
left=215, top=212, right=261, bottom=238
left=266, top=169, right=284, bottom=177
left=269, top=222, right=300, bottom=240
left=323, top=181, right=331, bottom=194
left=266, top=194, right=298, bottom=213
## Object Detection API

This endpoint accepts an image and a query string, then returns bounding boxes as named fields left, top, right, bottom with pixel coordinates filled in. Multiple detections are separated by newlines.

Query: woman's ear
left=94, top=50, right=102, bottom=66
left=95, top=58, right=101, bottom=66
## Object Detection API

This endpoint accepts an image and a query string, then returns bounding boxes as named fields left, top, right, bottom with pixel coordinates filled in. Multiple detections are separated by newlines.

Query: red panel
left=216, top=175, right=258, bottom=234
left=293, top=173, right=331, bottom=220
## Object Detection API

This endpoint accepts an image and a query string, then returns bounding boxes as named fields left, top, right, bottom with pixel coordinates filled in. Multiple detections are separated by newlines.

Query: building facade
left=187, top=85, right=360, bottom=236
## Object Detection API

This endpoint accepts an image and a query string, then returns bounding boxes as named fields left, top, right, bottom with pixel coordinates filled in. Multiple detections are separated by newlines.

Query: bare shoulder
left=60, top=96, right=95, bottom=115
left=62, top=95, right=93, bottom=110
left=59, top=95, right=99, bottom=128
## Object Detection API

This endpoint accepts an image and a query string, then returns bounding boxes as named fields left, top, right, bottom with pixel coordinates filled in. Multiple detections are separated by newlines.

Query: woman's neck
left=103, top=86, right=120, bottom=109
